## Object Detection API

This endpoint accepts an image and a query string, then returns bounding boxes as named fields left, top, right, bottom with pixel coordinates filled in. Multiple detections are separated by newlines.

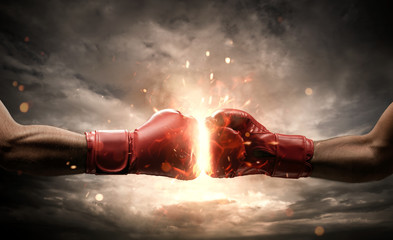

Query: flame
left=195, top=116, right=211, bottom=177
left=186, top=109, right=213, bottom=179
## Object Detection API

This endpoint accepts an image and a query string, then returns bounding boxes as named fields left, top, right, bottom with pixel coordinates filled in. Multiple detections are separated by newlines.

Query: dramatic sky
left=1, top=0, right=392, bottom=239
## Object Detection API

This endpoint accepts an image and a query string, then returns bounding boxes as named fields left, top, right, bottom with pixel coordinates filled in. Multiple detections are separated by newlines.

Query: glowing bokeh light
left=315, top=226, right=325, bottom=236
left=95, top=193, right=104, bottom=201
left=19, top=102, right=29, bottom=113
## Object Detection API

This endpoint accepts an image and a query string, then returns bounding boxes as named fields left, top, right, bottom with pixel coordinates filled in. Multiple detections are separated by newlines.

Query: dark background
left=0, top=0, right=392, bottom=239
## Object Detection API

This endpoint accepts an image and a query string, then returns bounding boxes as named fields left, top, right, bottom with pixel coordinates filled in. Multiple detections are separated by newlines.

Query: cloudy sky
left=0, top=0, right=392, bottom=239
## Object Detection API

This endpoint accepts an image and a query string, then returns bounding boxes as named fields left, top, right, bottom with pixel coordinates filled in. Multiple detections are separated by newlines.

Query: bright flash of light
left=189, top=109, right=212, bottom=179
left=195, top=116, right=211, bottom=178
left=95, top=193, right=104, bottom=201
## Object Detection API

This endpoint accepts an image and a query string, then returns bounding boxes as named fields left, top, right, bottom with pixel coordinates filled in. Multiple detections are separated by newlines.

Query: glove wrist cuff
left=85, top=130, right=133, bottom=174
left=272, top=133, right=314, bottom=178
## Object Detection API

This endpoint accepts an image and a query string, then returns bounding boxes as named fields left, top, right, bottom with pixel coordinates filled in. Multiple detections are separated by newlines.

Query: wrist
left=85, top=130, right=133, bottom=174
left=271, top=133, right=314, bottom=178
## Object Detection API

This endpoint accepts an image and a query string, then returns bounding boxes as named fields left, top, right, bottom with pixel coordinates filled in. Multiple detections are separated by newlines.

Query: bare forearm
left=0, top=101, right=87, bottom=176
left=311, top=135, right=378, bottom=182
left=1, top=124, right=87, bottom=176
left=1, top=124, right=86, bottom=176
left=311, top=103, right=393, bottom=183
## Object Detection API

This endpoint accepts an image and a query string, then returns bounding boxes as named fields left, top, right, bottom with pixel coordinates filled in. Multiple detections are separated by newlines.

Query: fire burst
left=193, top=113, right=212, bottom=178
left=143, top=50, right=257, bottom=179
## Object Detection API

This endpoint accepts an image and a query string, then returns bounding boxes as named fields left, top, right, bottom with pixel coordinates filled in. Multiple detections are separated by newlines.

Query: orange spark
left=305, top=88, right=313, bottom=96
left=243, top=76, right=253, bottom=83
left=245, top=162, right=253, bottom=167
left=161, top=162, right=172, bottom=172
left=314, top=226, right=325, bottom=236
left=19, top=102, right=29, bottom=113
left=241, top=99, right=251, bottom=108
left=224, top=95, right=229, bottom=102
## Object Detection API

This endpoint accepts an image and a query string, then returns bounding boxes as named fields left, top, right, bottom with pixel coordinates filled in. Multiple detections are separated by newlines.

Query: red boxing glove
left=85, top=109, right=199, bottom=180
left=207, top=109, right=314, bottom=178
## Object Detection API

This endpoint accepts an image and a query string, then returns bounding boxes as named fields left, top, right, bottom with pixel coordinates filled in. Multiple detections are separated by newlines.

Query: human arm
left=0, top=101, right=199, bottom=179
left=311, top=102, right=393, bottom=182
left=207, top=103, right=393, bottom=183
left=0, top=101, right=86, bottom=176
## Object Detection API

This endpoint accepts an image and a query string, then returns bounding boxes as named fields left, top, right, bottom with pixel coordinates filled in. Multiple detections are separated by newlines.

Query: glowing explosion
left=141, top=53, right=256, bottom=179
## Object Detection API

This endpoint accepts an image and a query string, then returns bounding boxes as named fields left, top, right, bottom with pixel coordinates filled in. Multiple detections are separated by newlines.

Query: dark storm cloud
left=1, top=0, right=393, bottom=239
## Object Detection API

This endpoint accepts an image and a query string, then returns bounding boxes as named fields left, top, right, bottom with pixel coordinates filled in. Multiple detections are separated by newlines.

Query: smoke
left=0, top=0, right=392, bottom=239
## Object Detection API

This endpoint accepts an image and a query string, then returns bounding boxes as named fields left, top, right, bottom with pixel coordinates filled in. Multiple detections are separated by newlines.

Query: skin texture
left=311, top=102, right=393, bottom=182
left=0, top=101, right=86, bottom=176
left=0, top=100, right=392, bottom=182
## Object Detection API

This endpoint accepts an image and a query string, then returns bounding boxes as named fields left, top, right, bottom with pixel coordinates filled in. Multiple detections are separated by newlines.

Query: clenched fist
left=85, top=110, right=199, bottom=180
left=206, top=109, right=314, bottom=178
